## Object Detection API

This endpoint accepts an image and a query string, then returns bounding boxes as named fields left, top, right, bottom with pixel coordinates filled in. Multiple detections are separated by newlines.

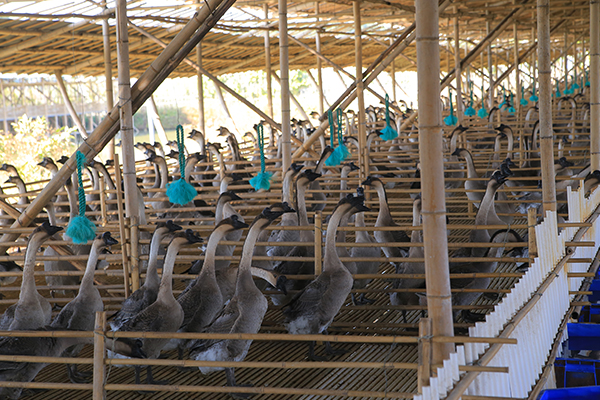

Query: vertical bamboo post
left=264, top=3, right=274, bottom=119
left=391, top=35, right=396, bottom=103
left=116, top=0, right=139, bottom=221
left=486, top=10, right=494, bottom=109
left=513, top=3, right=520, bottom=110
left=454, top=11, right=463, bottom=124
left=1, top=79, right=7, bottom=133
left=418, top=318, right=433, bottom=392
left=99, top=183, right=107, bottom=226
left=130, top=215, right=140, bottom=292
left=55, top=72, right=88, bottom=139
left=527, top=207, right=538, bottom=259
left=114, top=154, right=131, bottom=298
left=315, top=2, right=324, bottom=116
left=591, top=0, right=600, bottom=170
left=538, top=0, right=557, bottom=213
left=92, top=311, right=106, bottom=400
left=196, top=43, right=205, bottom=134
left=354, top=0, right=367, bottom=182
left=314, top=210, right=322, bottom=275
left=416, top=0, right=454, bottom=362
left=278, top=0, right=291, bottom=173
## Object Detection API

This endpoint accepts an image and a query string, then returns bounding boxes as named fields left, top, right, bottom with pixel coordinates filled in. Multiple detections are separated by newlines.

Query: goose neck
left=296, top=181, right=310, bottom=227
left=202, top=225, right=230, bottom=275
left=324, top=205, right=351, bottom=268
left=80, top=241, right=101, bottom=289
left=155, top=157, right=169, bottom=189
left=158, top=238, right=186, bottom=300
left=145, top=228, right=167, bottom=288
left=373, top=182, right=392, bottom=224
left=21, top=233, right=46, bottom=299
left=462, top=150, right=478, bottom=179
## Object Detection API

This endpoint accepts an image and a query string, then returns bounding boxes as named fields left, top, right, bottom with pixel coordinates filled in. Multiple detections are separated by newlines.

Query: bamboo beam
left=272, top=71, right=312, bottom=123
left=279, top=0, right=291, bottom=173
left=0, top=0, right=233, bottom=255
left=454, top=10, right=464, bottom=124
left=92, top=311, right=106, bottom=400
left=54, top=72, right=88, bottom=139
left=116, top=0, right=138, bottom=222
left=196, top=43, right=205, bottom=134
left=147, top=96, right=169, bottom=146
left=102, top=1, right=114, bottom=158
left=538, top=0, right=557, bottom=213
left=264, top=3, right=274, bottom=118
left=591, top=0, right=600, bottom=170
left=416, top=0, right=454, bottom=363
left=354, top=1, right=367, bottom=182
left=315, top=2, right=324, bottom=116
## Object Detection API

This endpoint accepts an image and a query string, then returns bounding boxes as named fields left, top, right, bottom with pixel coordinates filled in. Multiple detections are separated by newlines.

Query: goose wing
left=283, top=273, right=331, bottom=322
left=110, top=287, right=157, bottom=329
left=188, top=298, right=240, bottom=355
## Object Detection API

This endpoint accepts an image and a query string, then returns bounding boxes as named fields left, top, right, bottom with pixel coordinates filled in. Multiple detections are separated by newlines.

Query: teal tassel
left=508, top=93, right=515, bottom=115
left=530, top=94, right=539, bottom=102
left=520, top=87, right=528, bottom=106
left=444, top=91, right=457, bottom=126
left=167, top=125, right=197, bottom=205
left=465, top=81, right=476, bottom=116
left=326, top=143, right=350, bottom=167
left=250, top=124, right=273, bottom=191
left=66, top=150, right=96, bottom=244
left=477, top=107, right=489, bottom=118
left=67, top=215, right=97, bottom=244
left=554, top=81, right=562, bottom=98
left=379, top=94, right=398, bottom=141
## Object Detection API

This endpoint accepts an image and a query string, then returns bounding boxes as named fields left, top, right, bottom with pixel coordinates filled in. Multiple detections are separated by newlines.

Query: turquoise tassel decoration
left=507, top=93, right=515, bottom=115
left=554, top=81, right=562, bottom=98
left=477, top=83, right=488, bottom=118
left=325, top=109, right=349, bottom=166
left=249, top=124, right=273, bottom=191
left=530, top=78, right=539, bottom=102
left=572, top=74, right=580, bottom=90
left=464, top=82, right=476, bottom=117
left=563, top=76, right=572, bottom=95
left=520, top=86, right=528, bottom=106
left=166, top=125, right=197, bottom=205
left=379, top=94, right=398, bottom=141
left=66, top=150, right=96, bottom=244
left=444, top=91, right=458, bottom=126
left=586, top=71, right=590, bottom=87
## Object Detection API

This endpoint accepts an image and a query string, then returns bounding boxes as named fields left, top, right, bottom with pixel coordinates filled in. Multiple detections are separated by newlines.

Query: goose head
left=499, top=161, right=513, bottom=177
left=57, top=156, right=70, bottom=165
left=145, top=150, right=157, bottom=163
left=188, top=129, right=204, bottom=141
left=361, top=175, right=383, bottom=188
left=450, top=125, right=469, bottom=136
left=4, top=175, right=22, bottom=185
left=0, top=163, right=18, bottom=177
left=166, top=150, right=179, bottom=160
left=494, top=124, right=513, bottom=135
left=218, top=190, right=242, bottom=204
left=165, top=220, right=183, bottom=233
left=489, top=170, right=509, bottom=188
left=216, top=126, right=233, bottom=138
left=31, top=221, right=63, bottom=241
left=100, top=231, right=119, bottom=247
left=451, top=147, right=468, bottom=158
left=296, top=170, right=321, bottom=187
left=220, top=214, right=249, bottom=231
left=0, top=260, right=22, bottom=285
left=290, top=162, right=303, bottom=174
left=37, top=157, right=58, bottom=171
left=187, top=152, right=206, bottom=163
left=558, top=157, right=574, bottom=169
left=267, top=202, right=296, bottom=214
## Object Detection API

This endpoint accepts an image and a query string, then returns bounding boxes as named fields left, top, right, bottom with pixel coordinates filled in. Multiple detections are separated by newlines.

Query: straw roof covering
left=0, top=0, right=591, bottom=78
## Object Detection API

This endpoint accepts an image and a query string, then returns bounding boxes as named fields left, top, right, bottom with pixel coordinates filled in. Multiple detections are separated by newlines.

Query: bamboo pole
left=415, top=0, right=454, bottom=363
left=527, top=207, right=538, bottom=259
left=418, top=318, right=432, bottom=392
left=591, top=0, right=600, bottom=170
left=92, top=311, right=106, bottom=400
left=116, top=0, right=138, bottom=221
left=279, top=0, right=291, bottom=173
left=147, top=96, right=169, bottom=146
left=196, top=43, right=205, bottom=134
left=487, top=8, right=494, bottom=109
left=315, top=2, right=323, bottom=116
left=454, top=10, right=463, bottom=124
left=114, top=153, right=131, bottom=298
left=272, top=72, right=312, bottom=123
left=55, top=72, right=88, bottom=139
left=538, top=0, right=557, bottom=213
left=102, top=1, right=114, bottom=159
left=513, top=3, right=520, bottom=108
left=264, top=3, right=274, bottom=119
left=130, top=215, right=140, bottom=292
left=354, top=0, right=367, bottom=182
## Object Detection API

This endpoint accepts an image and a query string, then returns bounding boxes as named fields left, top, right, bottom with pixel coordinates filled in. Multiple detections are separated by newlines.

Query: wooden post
left=130, top=215, right=140, bottom=292
left=486, top=10, right=494, bottom=109
left=279, top=0, right=291, bottom=173
left=314, top=210, right=322, bottom=275
left=527, top=207, right=538, bottom=259
left=513, top=2, right=520, bottom=109
left=148, top=96, right=169, bottom=146
left=0, top=79, right=7, bottom=133
left=538, top=0, right=557, bottom=213
left=354, top=0, right=367, bottom=182
left=214, top=81, right=238, bottom=132
left=116, top=0, right=139, bottom=221
left=264, top=3, right=274, bottom=118
left=591, top=0, right=600, bottom=170
left=196, top=43, right=205, bottom=134
left=391, top=38, right=397, bottom=103
left=315, top=2, right=324, bottom=116
left=418, top=318, right=432, bottom=392
left=55, top=72, right=88, bottom=139
left=92, top=311, right=106, bottom=400
left=415, top=0, right=454, bottom=363
left=454, top=11, right=463, bottom=124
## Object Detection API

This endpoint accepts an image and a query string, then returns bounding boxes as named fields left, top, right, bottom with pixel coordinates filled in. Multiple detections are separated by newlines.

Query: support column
left=196, top=43, right=205, bottom=133
left=102, top=1, right=114, bottom=158
left=391, top=37, right=397, bottom=103
left=116, top=0, right=139, bottom=220
left=55, top=72, right=88, bottom=139
left=264, top=3, right=274, bottom=118
left=315, top=2, right=324, bottom=116
left=354, top=1, right=367, bottom=181
left=415, top=0, right=454, bottom=364
left=454, top=11, right=463, bottom=124
left=538, top=0, right=557, bottom=213
left=591, top=0, right=600, bottom=170
left=487, top=10, right=494, bottom=109
left=513, top=3, right=520, bottom=107
left=278, top=0, right=291, bottom=172
left=1, top=80, right=7, bottom=133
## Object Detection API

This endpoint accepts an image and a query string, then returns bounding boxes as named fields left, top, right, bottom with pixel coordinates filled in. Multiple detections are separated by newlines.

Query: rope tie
left=380, top=94, right=398, bottom=141
left=66, top=150, right=96, bottom=244
left=530, top=77, right=539, bottom=102
left=465, top=81, right=476, bottom=117
left=325, top=108, right=349, bottom=166
left=477, top=83, right=489, bottom=118
left=443, top=90, right=457, bottom=126
left=520, top=86, right=528, bottom=106
left=166, top=124, right=197, bottom=205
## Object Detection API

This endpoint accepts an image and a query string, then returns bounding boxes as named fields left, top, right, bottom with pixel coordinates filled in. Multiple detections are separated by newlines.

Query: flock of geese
left=0, top=86, right=596, bottom=398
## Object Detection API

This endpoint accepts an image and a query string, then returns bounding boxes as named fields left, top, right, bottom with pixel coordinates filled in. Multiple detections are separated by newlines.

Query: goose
left=188, top=129, right=206, bottom=157
left=189, top=205, right=291, bottom=398
left=0, top=222, right=62, bottom=331
left=51, top=232, right=118, bottom=383
left=4, top=175, right=29, bottom=211
left=420, top=229, right=525, bottom=323
left=177, top=216, right=249, bottom=356
left=145, top=152, right=171, bottom=214
left=349, top=188, right=380, bottom=305
left=267, top=163, right=303, bottom=258
left=272, top=170, right=321, bottom=305
left=110, top=221, right=182, bottom=331
left=217, top=126, right=253, bottom=182
left=283, top=194, right=369, bottom=361
left=38, top=157, right=70, bottom=223
left=451, top=148, right=487, bottom=207
left=361, top=176, right=410, bottom=262
left=391, top=197, right=424, bottom=322
left=108, top=229, right=203, bottom=385
left=307, top=146, right=333, bottom=212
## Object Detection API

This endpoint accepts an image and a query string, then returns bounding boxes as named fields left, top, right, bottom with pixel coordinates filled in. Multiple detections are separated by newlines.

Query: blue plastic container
left=554, top=358, right=600, bottom=387
left=538, top=386, right=600, bottom=399
left=567, top=323, right=600, bottom=351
